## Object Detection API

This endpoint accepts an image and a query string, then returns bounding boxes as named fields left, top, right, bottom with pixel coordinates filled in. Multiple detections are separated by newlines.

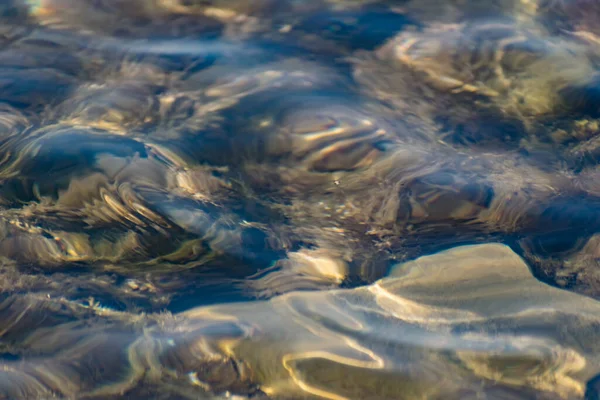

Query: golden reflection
left=174, top=244, right=600, bottom=399
left=0, top=245, right=596, bottom=398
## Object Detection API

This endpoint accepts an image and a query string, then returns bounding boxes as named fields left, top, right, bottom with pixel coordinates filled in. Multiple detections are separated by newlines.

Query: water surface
left=1, top=0, right=600, bottom=398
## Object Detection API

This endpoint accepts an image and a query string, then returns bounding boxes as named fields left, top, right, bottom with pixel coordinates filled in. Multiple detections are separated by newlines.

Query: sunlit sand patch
left=0, top=244, right=596, bottom=398
left=174, top=244, right=600, bottom=399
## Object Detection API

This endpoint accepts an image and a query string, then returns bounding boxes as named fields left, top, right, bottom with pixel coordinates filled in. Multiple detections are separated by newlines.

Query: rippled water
left=3, top=0, right=600, bottom=398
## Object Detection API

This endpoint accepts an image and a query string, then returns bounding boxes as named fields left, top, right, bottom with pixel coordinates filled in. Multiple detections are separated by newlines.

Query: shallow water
left=2, top=0, right=600, bottom=398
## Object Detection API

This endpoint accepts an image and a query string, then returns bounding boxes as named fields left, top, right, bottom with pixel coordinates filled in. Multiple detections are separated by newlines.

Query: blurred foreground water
left=2, top=0, right=600, bottom=398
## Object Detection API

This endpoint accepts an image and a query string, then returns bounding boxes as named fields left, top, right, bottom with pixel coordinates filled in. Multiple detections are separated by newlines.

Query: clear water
left=1, top=0, right=600, bottom=398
